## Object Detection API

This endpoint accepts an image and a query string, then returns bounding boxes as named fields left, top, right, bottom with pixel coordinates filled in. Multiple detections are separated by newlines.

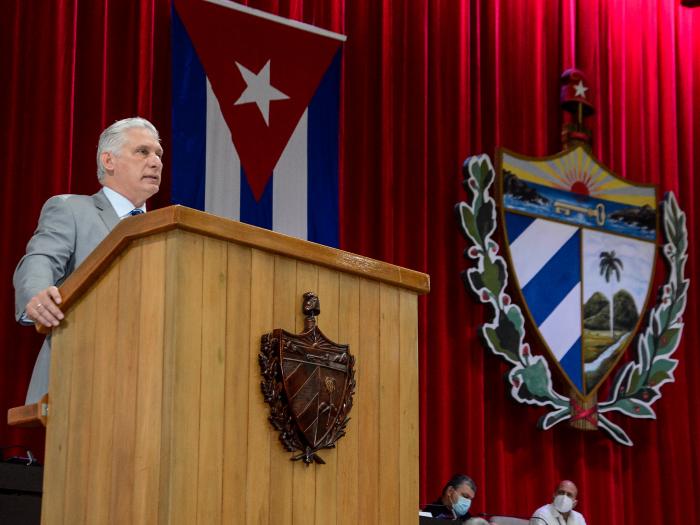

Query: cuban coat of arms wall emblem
left=456, top=70, right=689, bottom=445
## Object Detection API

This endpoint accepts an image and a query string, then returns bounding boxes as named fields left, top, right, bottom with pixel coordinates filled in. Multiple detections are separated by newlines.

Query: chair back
left=489, top=516, right=530, bottom=525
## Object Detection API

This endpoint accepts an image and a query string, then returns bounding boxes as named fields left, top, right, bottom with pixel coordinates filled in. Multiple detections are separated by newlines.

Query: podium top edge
left=49, top=205, right=429, bottom=325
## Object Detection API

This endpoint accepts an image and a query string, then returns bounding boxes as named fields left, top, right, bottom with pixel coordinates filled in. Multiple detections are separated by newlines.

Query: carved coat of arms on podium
left=260, top=292, right=355, bottom=463
left=456, top=70, right=689, bottom=445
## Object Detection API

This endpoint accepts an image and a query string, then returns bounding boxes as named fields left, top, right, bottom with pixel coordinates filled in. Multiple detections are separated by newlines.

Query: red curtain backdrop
left=0, top=0, right=174, bottom=466
left=1, top=1, right=699, bottom=523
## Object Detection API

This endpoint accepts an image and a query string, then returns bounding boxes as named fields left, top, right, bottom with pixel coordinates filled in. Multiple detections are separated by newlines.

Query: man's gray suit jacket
left=14, top=190, right=119, bottom=403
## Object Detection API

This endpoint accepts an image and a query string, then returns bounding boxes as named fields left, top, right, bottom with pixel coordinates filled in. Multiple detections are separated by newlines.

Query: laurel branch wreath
left=455, top=154, right=688, bottom=446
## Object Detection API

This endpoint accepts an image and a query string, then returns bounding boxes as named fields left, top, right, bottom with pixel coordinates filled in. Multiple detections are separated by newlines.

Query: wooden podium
left=10, top=206, right=429, bottom=525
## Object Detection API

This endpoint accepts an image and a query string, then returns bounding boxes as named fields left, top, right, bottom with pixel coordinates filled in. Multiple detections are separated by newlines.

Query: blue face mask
left=453, top=495, right=472, bottom=517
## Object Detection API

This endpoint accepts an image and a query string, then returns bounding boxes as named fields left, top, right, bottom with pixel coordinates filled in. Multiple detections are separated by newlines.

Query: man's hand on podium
left=26, top=285, right=64, bottom=328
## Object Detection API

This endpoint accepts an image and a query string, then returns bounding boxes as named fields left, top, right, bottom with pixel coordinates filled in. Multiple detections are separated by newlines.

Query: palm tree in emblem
left=599, top=250, right=624, bottom=338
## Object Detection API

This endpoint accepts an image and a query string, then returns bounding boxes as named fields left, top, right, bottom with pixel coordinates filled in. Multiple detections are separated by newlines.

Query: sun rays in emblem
left=549, top=150, right=609, bottom=199
left=502, top=148, right=657, bottom=208
left=556, top=167, right=601, bottom=197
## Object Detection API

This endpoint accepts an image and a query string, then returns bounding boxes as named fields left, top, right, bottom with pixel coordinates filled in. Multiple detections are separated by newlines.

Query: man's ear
left=101, top=152, right=114, bottom=174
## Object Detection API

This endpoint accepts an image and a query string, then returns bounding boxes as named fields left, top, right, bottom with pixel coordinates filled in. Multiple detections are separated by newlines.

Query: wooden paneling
left=60, top=283, right=97, bottom=524
left=196, top=237, right=228, bottom=524
left=336, top=273, right=360, bottom=525
left=109, top=246, right=143, bottom=524
left=83, top=266, right=120, bottom=524
left=357, top=279, right=381, bottom=525
left=268, top=255, right=297, bottom=525
left=222, top=243, right=252, bottom=524
left=132, top=236, right=166, bottom=525
left=158, top=231, right=179, bottom=525
left=41, top=316, right=73, bottom=523
left=41, top=221, right=424, bottom=525
left=399, top=290, right=419, bottom=524
left=378, top=284, right=401, bottom=520
left=167, top=231, right=204, bottom=525
left=315, top=267, right=340, bottom=525
left=245, top=249, right=274, bottom=525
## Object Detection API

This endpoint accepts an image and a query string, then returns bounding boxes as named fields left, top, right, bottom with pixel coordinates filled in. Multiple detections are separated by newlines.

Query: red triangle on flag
left=174, top=0, right=344, bottom=200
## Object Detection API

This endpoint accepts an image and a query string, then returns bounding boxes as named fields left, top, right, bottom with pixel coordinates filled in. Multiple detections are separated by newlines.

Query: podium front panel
left=43, top=227, right=421, bottom=525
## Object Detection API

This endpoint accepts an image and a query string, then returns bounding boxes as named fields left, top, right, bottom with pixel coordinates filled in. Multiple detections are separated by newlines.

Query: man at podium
left=13, top=117, right=163, bottom=404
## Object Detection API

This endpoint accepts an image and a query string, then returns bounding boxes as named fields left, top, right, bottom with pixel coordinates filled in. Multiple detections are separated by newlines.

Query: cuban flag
left=172, top=0, right=345, bottom=247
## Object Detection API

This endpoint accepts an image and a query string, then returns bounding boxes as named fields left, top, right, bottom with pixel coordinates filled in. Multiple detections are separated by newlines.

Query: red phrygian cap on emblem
left=560, top=69, right=594, bottom=117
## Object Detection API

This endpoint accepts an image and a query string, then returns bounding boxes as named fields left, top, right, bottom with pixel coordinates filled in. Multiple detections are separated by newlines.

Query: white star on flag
left=573, top=80, right=588, bottom=98
left=234, top=59, right=289, bottom=126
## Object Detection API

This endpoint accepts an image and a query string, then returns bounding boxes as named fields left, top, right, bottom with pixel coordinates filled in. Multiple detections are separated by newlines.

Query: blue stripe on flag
left=171, top=10, right=341, bottom=243
left=560, top=338, right=583, bottom=391
left=505, top=211, right=535, bottom=244
left=307, top=50, right=341, bottom=248
left=523, top=230, right=581, bottom=325
left=171, top=7, right=206, bottom=210
left=241, top=168, right=273, bottom=230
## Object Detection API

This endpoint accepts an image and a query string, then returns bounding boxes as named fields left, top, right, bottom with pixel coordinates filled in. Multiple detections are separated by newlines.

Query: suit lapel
left=92, top=190, right=120, bottom=231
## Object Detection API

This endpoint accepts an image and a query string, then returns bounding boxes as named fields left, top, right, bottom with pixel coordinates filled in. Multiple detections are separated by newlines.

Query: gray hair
left=442, top=473, right=477, bottom=496
left=96, top=117, right=160, bottom=181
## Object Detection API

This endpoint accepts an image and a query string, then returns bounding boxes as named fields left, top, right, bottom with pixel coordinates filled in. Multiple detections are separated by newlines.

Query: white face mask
left=553, top=494, right=574, bottom=513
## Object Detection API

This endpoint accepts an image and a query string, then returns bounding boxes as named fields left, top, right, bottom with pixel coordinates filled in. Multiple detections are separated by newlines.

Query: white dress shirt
left=102, top=186, right=146, bottom=219
left=530, top=503, right=587, bottom=525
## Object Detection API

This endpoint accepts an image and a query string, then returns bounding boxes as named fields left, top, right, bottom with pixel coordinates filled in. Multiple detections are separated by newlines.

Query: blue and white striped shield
left=499, top=147, right=658, bottom=397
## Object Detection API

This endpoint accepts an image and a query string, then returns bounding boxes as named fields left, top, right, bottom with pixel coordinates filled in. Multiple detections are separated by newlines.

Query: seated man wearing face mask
left=422, top=473, right=477, bottom=521
left=530, top=479, right=587, bottom=525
